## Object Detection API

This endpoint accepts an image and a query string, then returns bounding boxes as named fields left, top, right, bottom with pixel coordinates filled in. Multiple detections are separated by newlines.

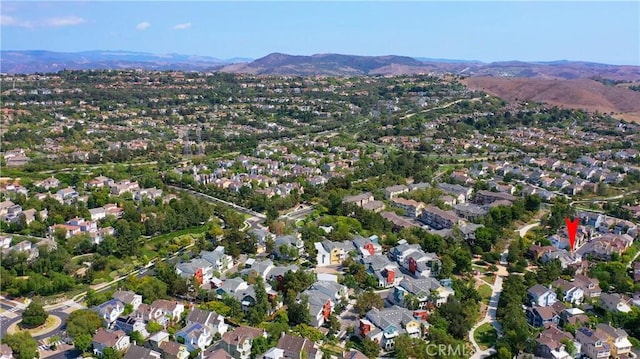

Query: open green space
left=474, top=323, right=498, bottom=350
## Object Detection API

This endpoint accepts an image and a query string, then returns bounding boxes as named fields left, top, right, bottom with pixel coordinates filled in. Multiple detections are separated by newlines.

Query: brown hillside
left=463, top=77, right=640, bottom=121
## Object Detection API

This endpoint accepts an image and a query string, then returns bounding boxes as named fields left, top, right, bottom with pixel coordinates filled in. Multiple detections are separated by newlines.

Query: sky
left=1, top=1, right=639, bottom=65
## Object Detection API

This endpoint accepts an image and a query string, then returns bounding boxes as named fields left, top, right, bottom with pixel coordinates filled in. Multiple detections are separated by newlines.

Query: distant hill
left=0, top=50, right=245, bottom=73
left=3, top=51, right=639, bottom=81
left=222, top=53, right=640, bottom=80
left=463, top=77, right=640, bottom=122
left=220, top=53, right=433, bottom=76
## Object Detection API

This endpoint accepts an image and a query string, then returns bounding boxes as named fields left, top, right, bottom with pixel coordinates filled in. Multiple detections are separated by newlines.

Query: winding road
left=468, top=221, right=540, bottom=359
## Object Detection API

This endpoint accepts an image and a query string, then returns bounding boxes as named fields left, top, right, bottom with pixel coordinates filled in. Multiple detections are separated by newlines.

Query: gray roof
left=124, top=345, right=161, bottom=359
left=399, top=277, right=441, bottom=296
left=365, top=305, right=425, bottom=332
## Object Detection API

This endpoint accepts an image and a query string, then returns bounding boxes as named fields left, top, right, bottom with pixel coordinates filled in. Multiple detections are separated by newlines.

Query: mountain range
left=3, top=50, right=639, bottom=121
left=2, top=50, right=639, bottom=81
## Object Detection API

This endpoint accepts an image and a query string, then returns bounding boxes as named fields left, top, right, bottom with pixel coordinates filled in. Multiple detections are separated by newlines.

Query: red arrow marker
left=565, top=217, right=579, bottom=253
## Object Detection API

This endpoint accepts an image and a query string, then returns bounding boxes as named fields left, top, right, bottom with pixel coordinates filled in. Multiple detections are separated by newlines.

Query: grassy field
left=477, top=284, right=493, bottom=304
left=474, top=323, right=498, bottom=350
left=480, top=274, right=495, bottom=285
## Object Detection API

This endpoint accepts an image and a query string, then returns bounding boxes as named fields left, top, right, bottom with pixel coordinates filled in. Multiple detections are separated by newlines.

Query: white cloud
left=172, top=22, right=191, bottom=30
left=1, top=15, right=33, bottom=28
left=136, top=21, right=150, bottom=30
left=43, top=16, right=86, bottom=27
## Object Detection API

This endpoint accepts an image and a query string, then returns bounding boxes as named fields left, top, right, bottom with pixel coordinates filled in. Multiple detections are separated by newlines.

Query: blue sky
left=1, top=1, right=639, bottom=65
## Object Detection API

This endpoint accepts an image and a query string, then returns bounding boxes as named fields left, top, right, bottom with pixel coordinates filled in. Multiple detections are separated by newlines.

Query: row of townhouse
left=315, top=235, right=384, bottom=266
left=358, top=305, right=429, bottom=351
left=175, top=246, right=234, bottom=285
left=527, top=274, right=602, bottom=309
left=49, top=217, right=115, bottom=244
left=0, top=199, right=48, bottom=225
left=0, top=235, right=57, bottom=261
left=93, top=291, right=229, bottom=355
left=533, top=323, right=633, bottom=359
left=300, top=280, right=349, bottom=327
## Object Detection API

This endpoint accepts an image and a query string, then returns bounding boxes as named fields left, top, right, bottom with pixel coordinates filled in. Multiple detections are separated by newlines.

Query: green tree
left=130, top=330, right=145, bottom=345
left=360, top=338, right=380, bottom=358
left=287, top=296, right=311, bottom=326
left=74, top=333, right=93, bottom=353
left=250, top=336, right=271, bottom=359
left=147, top=321, right=163, bottom=334
left=2, top=332, right=39, bottom=359
left=66, top=309, right=103, bottom=339
left=102, top=347, right=123, bottom=359
left=247, top=277, right=269, bottom=325
left=22, top=301, right=48, bottom=328
left=354, top=289, right=384, bottom=316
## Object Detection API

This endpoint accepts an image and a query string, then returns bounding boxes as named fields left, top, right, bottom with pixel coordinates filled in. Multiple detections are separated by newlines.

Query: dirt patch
left=463, top=77, right=640, bottom=116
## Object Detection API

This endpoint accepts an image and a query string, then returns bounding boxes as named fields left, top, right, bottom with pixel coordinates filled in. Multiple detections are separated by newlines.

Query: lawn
left=474, top=323, right=498, bottom=350
left=472, top=265, right=487, bottom=273
left=480, top=274, right=495, bottom=285
left=477, top=284, right=493, bottom=304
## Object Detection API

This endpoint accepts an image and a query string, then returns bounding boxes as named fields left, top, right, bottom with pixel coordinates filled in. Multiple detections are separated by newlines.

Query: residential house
left=112, top=290, right=143, bottom=311
left=86, top=175, right=114, bottom=189
left=534, top=325, right=576, bottom=359
left=274, top=234, right=304, bottom=260
left=276, top=334, right=321, bottom=359
left=388, top=277, right=452, bottom=309
left=401, top=249, right=441, bottom=279
left=185, top=308, right=228, bottom=336
left=113, top=316, right=148, bottom=338
left=474, top=190, right=516, bottom=205
left=35, top=176, right=61, bottom=190
left=158, top=341, right=189, bottom=359
left=92, top=328, right=130, bottom=357
left=600, top=293, right=631, bottom=313
left=526, top=305, right=561, bottom=328
left=380, top=211, right=419, bottom=230
left=352, top=235, right=382, bottom=257
left=301, top=281, right=348, bottom=327
left=89, top=207, right=107, bottom=221
left=151, top=299, right=185, bottom=322
left=176, top=258, right=214, bottom=286
left=359, top=305, right=428, bottom=350
left=95, top=299, right=125, bottom=328
left=391, top=198, right=425, bottom=218
left=175, top=323, right=213, bottom=352
left=552, top=279, right=584, bottom=305
left=201, top=247, right=234, bottom=272
left=418, top=205, right=463, bottom=230
left=453, top=203, right=488, bottom=222
left=315, top=240, right=349, bottom=266
left=343, top=193, right=374, bottom=207
left=263, top=348, right=285, bottom=359
left=220, top=326, right=266, bottom=359
left=363, top=255, right=402, bottom=288
left=123, top=345, right=161, bottom=359
left=110, top=180, right=140, bottom=195
left=56, top=187, right=79, bottom=203
left=148, top=331, right=171, bottom=351
left=595, top=323, right=633, bottom=358
left=437, top=183, right=473, bottom=203
left=201, top=348, right=234, bottom=359
left=560, top=308, right=589, bottom=327
left=342, top=350, right=369, bottom=359
left=132, top=303, right=168, bottom=327
left=575, top=327, right=611, bottom=359
left=384, top=185, right=409, bottom=199
left=528, top=285, right=557, bottom=307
